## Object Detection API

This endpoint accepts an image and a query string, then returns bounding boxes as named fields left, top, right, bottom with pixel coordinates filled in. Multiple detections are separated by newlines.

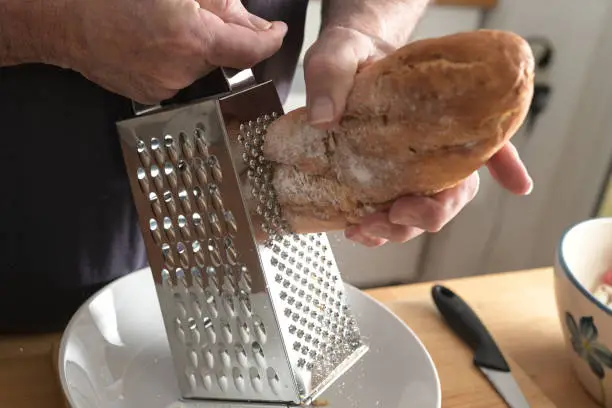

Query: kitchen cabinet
left=416, top=0, right=612, bottom=282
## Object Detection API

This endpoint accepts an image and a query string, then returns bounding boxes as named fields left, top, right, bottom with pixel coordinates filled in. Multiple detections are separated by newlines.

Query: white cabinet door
left=418, top=0, right=612, bottom=282
left=284, top=2, right=483, bottom=287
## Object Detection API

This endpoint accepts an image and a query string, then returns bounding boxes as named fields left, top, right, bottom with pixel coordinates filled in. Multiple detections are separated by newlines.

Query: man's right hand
left=60, top=0, right=287, bottom=103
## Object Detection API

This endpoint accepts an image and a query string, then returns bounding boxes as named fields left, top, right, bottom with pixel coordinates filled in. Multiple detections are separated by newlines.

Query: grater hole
left=252, top=341, right=264, bottom=358
left=188, top=349, right=199, bottom=368
left=193, top=157, right=208, bottom=185
left=217, top=372, right=229, bottom=392
left=209, top=184, right=224, bottom=214
left=193, top=186, right=208, bottom=212
left=238, top=291, right=252, bottom=316
left=208, top=276, right=220, bottom=296
left=150, top=164, right=160, bottom=178
left=233, top=367, right=245, bottom=393
left=161, top=243, right=175, bottom=267
left=238, top=265, right=252, bottom=293
left=192, top=299, right=203, bottom=320
left=178, top=189, right=191, bottom=213
left=194, top=123, right=209, bottom=156
left=222, top=320, right=233, bottom=343
left=222, top=292, right=235, bottom=317
left=224, top=210, right=238, bottom=236
left=177, top=215, right=187, bottom=229
left=179, top=132, right=193, bottom=157
left=175, top=267, right=186, bottom=285
left=186, top=371, right=197, bottom=392
left=205, top=323, right=217, bottom=345
left=151, top=138, right=160, bottom=151
left=161, top=268, right=172, bottom=287
left=252, top=315, right=267, bottom=344
left=249, top=367, right=263, bottom=393
left=207, top=238, right=222, bottom=266
left=219, top=348, right=231, bottom=369
left=237, top=316, right=250, bottom=343
left=266, top=367, right=280, bottom=394
left=164, top=134, right=174, bottom=148
left=221, top=266, right=236, bottom=293
left=208, top=155, right=222, bottom=184
left=235, top=345, right=248, bottom=367
left=224, top=237, right=239, bottom=265
left=203, top=347, right=215, bottom=369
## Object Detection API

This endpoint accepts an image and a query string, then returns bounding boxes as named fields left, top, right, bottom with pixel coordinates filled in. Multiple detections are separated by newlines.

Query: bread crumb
left=345, top=153, right=373, bottom=184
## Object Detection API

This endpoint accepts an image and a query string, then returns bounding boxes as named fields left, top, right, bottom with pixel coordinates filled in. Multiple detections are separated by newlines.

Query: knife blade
left=431, top=284, right=531, bottom=408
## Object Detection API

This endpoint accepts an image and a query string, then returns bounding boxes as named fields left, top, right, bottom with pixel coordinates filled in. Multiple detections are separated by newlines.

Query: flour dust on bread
left=257, top=29, right=535, bottom=234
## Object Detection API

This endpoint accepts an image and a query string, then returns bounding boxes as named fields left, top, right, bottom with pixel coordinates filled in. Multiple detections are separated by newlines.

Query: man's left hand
left=303, top=26, right=533, bottom=247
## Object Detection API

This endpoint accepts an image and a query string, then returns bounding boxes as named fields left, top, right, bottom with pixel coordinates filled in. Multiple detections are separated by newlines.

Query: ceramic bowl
left=554, top=217, right=612, bottom=406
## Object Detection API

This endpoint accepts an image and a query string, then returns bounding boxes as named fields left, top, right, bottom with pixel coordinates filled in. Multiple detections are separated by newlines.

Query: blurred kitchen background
left=282, top=0, right=612, bottom=288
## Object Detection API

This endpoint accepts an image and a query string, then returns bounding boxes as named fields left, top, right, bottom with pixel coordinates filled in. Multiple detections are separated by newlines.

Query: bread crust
left=260, top=29, right=535, bottom=233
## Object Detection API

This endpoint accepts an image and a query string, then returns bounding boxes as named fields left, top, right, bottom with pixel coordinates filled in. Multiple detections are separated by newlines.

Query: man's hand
left=304, top=3, right=533, bottom=247
left=0, top=0, right=287, bottom=104
left=71, top=0, right=288, bottom=103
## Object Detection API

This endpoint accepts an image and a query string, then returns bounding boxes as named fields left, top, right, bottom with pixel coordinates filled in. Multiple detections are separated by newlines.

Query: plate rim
left=58, top=267, right=441, bottom=408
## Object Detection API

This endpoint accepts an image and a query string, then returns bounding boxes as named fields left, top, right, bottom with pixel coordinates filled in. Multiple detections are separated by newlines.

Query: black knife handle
left=431, top=284, right=510, bottom=372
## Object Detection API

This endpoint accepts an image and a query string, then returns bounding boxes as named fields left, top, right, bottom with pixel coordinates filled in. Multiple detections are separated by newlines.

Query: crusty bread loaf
left=258, top=29, right=535, bottom=234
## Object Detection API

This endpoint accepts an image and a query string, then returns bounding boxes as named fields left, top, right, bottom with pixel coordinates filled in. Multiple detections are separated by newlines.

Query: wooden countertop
left=0, top=267, right=599, bottom=407
left=366, top=267, right=599, bottom=408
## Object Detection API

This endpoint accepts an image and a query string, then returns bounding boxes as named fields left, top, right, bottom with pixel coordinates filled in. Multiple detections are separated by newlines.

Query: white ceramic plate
left=58, top=268, right=441, bottom=408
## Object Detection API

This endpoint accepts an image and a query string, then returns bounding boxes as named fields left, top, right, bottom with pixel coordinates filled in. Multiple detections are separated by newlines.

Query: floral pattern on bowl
left=566, top=311, right=612, bottom=404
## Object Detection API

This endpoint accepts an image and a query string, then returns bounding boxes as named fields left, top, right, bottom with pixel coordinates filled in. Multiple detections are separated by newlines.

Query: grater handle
left=131, top=67, right=257, bottom=116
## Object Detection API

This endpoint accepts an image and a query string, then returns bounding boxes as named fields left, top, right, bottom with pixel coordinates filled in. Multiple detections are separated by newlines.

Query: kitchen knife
left=431, top=284, right=531, bottom=408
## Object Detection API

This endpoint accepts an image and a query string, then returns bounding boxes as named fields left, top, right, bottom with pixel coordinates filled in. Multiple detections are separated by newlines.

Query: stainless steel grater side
left=115, top=68, right=369, bottom=406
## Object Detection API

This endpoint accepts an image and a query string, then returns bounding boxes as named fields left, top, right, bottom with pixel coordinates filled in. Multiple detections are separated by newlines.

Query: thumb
left=199, top=10, right=287, bottom=69
left=197, top=0, right=273, bottom=31
left=303, top=27, right=376, bottom=128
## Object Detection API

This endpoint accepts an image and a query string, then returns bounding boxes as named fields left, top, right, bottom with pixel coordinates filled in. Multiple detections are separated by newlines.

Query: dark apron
left=0, top=0, right=309, bottom=332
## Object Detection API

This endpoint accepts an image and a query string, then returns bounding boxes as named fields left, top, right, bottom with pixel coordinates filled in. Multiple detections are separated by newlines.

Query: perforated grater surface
left=115, top=68, right=369, bottom=406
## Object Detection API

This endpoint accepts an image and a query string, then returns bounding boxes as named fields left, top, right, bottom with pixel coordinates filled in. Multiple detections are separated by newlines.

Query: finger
left=357, top=212, right=425, bottom=243
left=303, top=28, right=373, bottom=127
left=345, top=225, right=387, bottom=247
left=197, top=0, right=273, bottom=31
left=200, top=11, right=287, bottom=68
left=486, top=142, right=533, bottom=195
left=388, top=172, right=480, bottom=232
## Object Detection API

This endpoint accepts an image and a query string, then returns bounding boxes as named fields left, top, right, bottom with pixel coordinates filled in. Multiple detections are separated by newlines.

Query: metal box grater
left=115, top=68, right=369, bottom=406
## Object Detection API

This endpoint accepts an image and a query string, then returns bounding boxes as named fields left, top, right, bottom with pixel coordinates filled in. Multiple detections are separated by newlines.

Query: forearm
left=0, top=0, right=71, bottom=67
left=320, top=0, right=431, bottom=48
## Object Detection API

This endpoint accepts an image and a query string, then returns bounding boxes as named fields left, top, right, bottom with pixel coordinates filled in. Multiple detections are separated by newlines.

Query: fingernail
left=351, top=233, right=385, bottom=248
left=525, top=179, right=534, bottom=195
left=248, top=13, right=273, bottom=30
left=309, top=97, right=335, bottom=125
left=366, top=224, right=391, bottom=239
